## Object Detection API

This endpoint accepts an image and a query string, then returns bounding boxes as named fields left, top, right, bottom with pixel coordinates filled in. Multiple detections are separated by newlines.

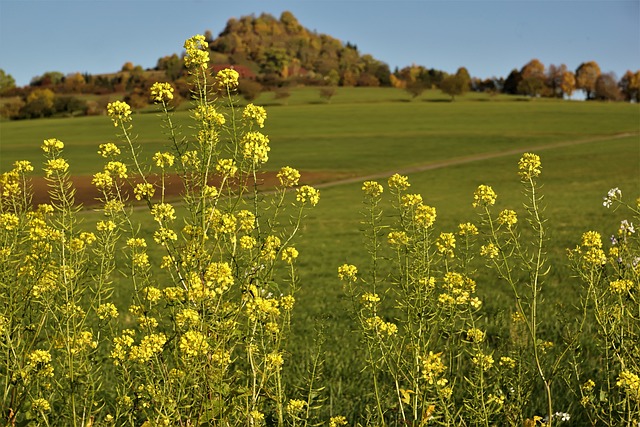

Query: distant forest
left=1, top=11, right=638, bottom=120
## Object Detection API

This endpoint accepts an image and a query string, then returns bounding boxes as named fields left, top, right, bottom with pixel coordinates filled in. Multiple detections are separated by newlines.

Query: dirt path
left=311, top=132, right=638, bottom=190
left=26, top=132, right=637, bottom=208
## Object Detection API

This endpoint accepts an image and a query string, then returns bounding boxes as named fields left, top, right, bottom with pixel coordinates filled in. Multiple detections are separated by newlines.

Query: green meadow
left=1, top=88, right=639, bottom=422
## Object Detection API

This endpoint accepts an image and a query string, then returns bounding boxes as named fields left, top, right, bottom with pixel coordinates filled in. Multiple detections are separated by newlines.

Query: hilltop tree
left=0, top=69, right=16, bottom=93
left=30, top=71, right=64, bottom=87
left=619, top=70, right=640, bottom=102
left=21, top=88, right=56, bottom=118
left=518, top=59, right=546, bottom=97
left=503, top=69, right=522, bottom=94
left=546, top=64, right=568, bottom=98
left=594, top=72, right=621, bottom=101
left=440, top=67, right=471, bottom=100
left=575, top=61, right=601, bottom=100
left=560, top=70, right=576, bottom=99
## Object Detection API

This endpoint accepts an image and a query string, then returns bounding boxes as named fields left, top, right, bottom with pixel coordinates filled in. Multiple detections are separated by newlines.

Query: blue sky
left=1, top=0, right=638, bottom=87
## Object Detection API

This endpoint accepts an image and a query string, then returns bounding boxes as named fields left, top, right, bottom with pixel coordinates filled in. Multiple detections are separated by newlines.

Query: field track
left=28, top=131, right=638, bottom=208
left=312, top=131, right=639, bottom=189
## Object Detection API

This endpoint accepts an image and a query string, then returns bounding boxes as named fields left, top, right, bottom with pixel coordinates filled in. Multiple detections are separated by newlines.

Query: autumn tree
left=546, top=64, right=568, bottom=98
left=518, top=59, right=546, bottom=97
left=20, top=88, right=56, bottom=118
left=560, top=70, right=576, bottom=99
left=619, top=70, right=640, bottom=102
left=575, top=61, right=601, bottom=100
left=0, top=69, right=16, bottom=93
left=594, top=72, right=621, bottom=101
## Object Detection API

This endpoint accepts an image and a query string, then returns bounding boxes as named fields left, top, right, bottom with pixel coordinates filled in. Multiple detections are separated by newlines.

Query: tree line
left=0, top=11, right=638, bottom=120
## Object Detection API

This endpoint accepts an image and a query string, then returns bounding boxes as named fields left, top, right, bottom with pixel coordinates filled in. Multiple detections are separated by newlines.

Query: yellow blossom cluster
left=32, top=398, right=51, bottom=412
left=388, top=173, right=410, bottom=191
left=329, top=415, right=348, bottom=427
left=176, top=308, right=200, bottom=327
left=183, top=35, right=210, bottom=69
left=277, top=166, right=301, bottom=187
left=518, top=152, right=542, bottom=180
left=499, top=356, right=517, bottom=369
left=421, top=351, right=447, bottom=385
left=134, top=183, right=155, bottom=201
left=472, top=351, right=494, bottom=371
left=414, top=204, right=437, bottom=229
left=97, top=303, right=119, bottom=320
left=472, top=184, right=497, bottom=208
left=44, top=158, right=69, bottom=177
left=436, top=232, right=456, bottom=257
left=361, top=292, right=381, bottom=309
left=286, top=399, right=307, bottom=415
left=41, top=138, right=64, bottom=153
left=195, top=104, right=225, bottom=127
left=151, top=203, right=176, bottom=223
left=362, top=180, right=384, bottom=197
left=480, top=243, right=500, bottom=259
left=281, top=295, right=295, bottom=311
left=149, top=82, right=174, bottom=103
left=14, top=160, right=34, bottom=173
left=242, top=131, right=270, bottom=165
left=458, top=222, right=478, bottom=236
left=296, top=185, right=320, bottom=206
left=401, top=193, right=423, bottom=208
left=106, top=101, right=132, bottom=127
left=388, top=230, right=409, bottom=246
left=466, top=328, right=486, bottom=343
left=498, top=209, right=518, bottom=228
left=98, top=142, right=121, bottom=158
left=204, top=261, right=234, bottom=294
left=246, top=295, right=281, bottom=322
left=365, top=315, right=398, bottom=337
left=338, top=264, right=358, bottom=282
left=610, top=279, right=633, bottom=294
left=266, top=351, right=284, bottom=371
left=237, top=210, right=255, bottom=232
left=616, top=370, right=640, bottom=402
left=261, top=235, right=281, bottom=260
left=153, top=227, right=177, bottom=245
left=180, top=330, right=209, bottom=358
left=243, top=103, right=267, bottom=128
left=215, top=68, right=240, bottom=90
left=153, top=151, right=175, bottom=168
left=438, top=272, right=480, bottom=308
left=282, top=246, right=299, bottom=264
left=128, top=333, right=167, bottom=363
left=216, top=158, right=238, bottom=177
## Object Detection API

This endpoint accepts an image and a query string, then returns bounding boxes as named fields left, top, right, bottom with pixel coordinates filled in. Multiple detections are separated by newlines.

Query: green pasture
left=1, top=88, right=638, bottom=177
left=2, top=89, right=640, bottom=421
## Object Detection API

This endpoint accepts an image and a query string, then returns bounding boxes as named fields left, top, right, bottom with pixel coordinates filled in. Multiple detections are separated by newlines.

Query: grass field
left=1, top=88, right=639, bottom=423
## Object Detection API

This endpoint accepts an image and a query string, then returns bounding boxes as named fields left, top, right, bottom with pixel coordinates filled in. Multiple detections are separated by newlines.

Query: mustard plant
left=1, top=34, right=320, bottom=427
left=569, top=189, right=640, bottom=426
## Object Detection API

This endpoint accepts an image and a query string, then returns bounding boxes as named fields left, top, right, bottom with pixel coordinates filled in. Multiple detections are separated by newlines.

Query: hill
left=202, top=11, right=391, bottom=87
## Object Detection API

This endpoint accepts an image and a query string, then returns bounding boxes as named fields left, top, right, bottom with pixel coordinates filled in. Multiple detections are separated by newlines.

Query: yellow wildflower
left=388, top=173, right=410, bottom=191
left=277, top=166, right=301, bottom=187
left=106, top=101, right=132, bottom=126
left=179, top=330, right=209, bottom=358
left=518, top=152, right=542, bottom=180
left=215, top=68, right=240, bottom=90
left=296, top=185, right=320, bottom=206
left=472, top=184, right=497, bottom=207
left=41, top=138, right=64, bottom=153
left=243, top=103, right=267, bottom=128
left=149, top=82, right=174, bottom=103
